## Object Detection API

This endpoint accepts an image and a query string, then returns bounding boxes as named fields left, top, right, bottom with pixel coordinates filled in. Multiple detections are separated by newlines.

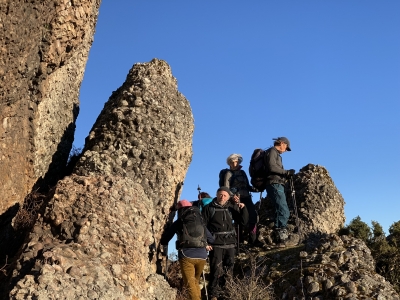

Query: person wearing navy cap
left=263, top=137, right=295, bottom=248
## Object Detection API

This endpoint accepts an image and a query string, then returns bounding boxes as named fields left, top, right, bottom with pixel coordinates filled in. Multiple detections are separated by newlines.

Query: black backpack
left=249, top=148, right=268, bottom=192
left=176, top=206, right=207, bottom=249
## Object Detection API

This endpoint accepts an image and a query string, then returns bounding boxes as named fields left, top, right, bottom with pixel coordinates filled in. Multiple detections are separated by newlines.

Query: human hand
left=238, top=203, right=245, bottom=209
left=206, top=245, right=213, bottom=251
left=232, top=194, right=240, bottom=203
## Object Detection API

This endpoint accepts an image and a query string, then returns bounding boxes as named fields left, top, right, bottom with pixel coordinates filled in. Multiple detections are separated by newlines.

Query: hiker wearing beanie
left=219, top=154, right=259, bottom=246
left=161, top=200, right=214, bottom=300
left=264, top=137, right=295, bottom=248
left=202, top=187, right=249, bottom=300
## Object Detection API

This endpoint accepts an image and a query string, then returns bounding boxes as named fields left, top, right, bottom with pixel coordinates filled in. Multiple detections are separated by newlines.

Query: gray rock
left=8, top=59, right=188, bottom=300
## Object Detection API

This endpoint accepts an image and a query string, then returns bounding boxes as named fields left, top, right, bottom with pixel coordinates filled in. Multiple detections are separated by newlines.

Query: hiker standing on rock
left=202, top=187, right=249, bottom=300
left=161, top=200, right=214, bottom=300
left=264, top=137, right=295, bottom=248
left=219, top=154, right=259, bottom=246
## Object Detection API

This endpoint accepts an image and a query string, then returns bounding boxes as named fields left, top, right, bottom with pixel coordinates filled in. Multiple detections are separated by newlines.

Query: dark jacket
left=202, top=198, right=249, bottom=246
left=160, top=207, right=214, bottom=259
left=264, top=146, right=287, bottom=185
left=223, top=166, right=252, bottom=197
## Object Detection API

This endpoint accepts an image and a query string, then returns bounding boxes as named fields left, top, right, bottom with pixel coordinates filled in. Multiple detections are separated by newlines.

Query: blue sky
left=77, top=1, right=400, bottom=235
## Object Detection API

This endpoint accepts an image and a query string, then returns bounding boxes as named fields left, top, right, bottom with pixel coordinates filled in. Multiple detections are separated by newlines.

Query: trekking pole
left=289, top=177, right=302, bottom=244
left=202, top=270, right=209, bottom=300
left=236, top=193, right=240, bottom=255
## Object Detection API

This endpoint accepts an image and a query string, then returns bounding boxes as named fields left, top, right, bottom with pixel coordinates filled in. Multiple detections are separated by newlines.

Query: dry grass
left=224, top=253, right=275, bottom=300
left=13, top=189, right=46, bottom=231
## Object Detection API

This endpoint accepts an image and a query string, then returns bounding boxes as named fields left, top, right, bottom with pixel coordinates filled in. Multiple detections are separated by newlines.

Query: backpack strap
left=209, top=206, right=233, bottom=222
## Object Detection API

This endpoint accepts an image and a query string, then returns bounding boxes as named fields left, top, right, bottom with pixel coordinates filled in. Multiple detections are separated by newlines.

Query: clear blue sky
left=77, top=1, right=400, bottom=235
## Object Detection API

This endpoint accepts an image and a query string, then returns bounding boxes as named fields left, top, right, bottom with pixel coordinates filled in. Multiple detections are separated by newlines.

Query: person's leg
left=179, top=257, right=198, bottom=300
left=221, top=247, right=236, bottom=288
left=208, top=247, right=224, bottom=298
left=241, top=196, right=258, bottom=243
left=266, top=184, right=289, bottom=228
left=193, top=258, right=206, bottom=300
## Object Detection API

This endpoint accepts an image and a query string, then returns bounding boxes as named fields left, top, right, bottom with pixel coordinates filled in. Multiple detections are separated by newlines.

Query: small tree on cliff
left=344, top=216, right=372, bottom=242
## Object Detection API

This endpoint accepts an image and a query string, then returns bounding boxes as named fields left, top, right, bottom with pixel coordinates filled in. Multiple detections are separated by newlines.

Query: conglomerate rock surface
left=0, top=0, right=101, bottom=215
left=238, top=234, right=399, bottom=300
left=8, top=59, right=193, bottom=300
left=245, top=164, right=399, bottom=299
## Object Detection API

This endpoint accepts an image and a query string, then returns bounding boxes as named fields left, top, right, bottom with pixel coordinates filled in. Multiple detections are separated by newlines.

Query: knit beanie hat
left=217, top=186, right=233, bottom=196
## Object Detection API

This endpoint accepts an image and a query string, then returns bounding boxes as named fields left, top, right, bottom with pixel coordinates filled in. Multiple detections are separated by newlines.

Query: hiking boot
left=274, top=228, right=289, bottom=243
left=265, top=234, right=273, bottom=245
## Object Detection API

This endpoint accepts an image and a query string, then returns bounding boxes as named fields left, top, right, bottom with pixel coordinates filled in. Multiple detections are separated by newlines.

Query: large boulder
left=0, top=0, right=100, bottom=215
left=258, top=164, right=346, bottom=247
left=8, top=59, right=194, bottom=300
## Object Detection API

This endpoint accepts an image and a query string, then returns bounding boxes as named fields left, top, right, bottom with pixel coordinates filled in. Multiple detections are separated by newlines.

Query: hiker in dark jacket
left=264, top=137, right=295, bottom=247
left=191, top=192, right=213, bottom=213
left=202, top=187, right=249, bottom=300
left=222, top=153, right=259, bottom=246
left=161, top=200, right=214, bottom=300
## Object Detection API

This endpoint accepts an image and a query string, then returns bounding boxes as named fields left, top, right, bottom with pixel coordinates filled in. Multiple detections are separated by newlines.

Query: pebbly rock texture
left=258, top=234, right=400, bottom=299
left=258, top=164, right=346, bottom=248
left=0, top=0, right=101, bottom=215
left=8, top=59, right=193, bottom=300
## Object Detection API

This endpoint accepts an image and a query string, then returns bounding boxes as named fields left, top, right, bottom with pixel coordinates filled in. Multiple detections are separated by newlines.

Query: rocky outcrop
left=258, top=164, right=346, bottom=247
left=240, top=234, right=399, bottom=300
left=8, top=59, right=194, bottom=300
left=0, top=0, right=101, bottom=215
left=239, top=164, right=398, bottom=299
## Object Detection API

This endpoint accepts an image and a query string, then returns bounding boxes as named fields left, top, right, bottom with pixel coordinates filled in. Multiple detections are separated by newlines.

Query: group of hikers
left=161, top=137, right=296, bottom=300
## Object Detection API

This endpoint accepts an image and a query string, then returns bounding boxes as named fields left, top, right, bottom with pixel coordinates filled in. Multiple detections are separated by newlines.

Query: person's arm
left=205, top=227, right=214, bottom=251
left=202, top=205, right=211, bottom=228
left=265, top=149, right=286, bottom=175
left=231, top=203, right=249, bottom=227
left=224, top=170, right=232, bottom=188
left=160, top=220, right=179, bottom=245
left=205, top=227, right=215, bottom=244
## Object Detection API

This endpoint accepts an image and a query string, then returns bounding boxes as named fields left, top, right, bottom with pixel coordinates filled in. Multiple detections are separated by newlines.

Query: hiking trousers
left=179, top=257, right=206, bottom=300
left=266, top=183, right=289, bottom=228
left=208, top=246, right=235, bottom=298
left=240, top=196, right=258, bottom=242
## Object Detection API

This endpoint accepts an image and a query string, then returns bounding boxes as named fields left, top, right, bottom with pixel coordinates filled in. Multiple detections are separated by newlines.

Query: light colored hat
left=226, top=153, right=243, bottom=165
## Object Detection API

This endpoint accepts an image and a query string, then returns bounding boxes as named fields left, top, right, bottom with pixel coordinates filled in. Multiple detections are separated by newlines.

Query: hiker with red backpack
left=263, top=137, right=295, bottom=248
left=219, top=154, right=259, bottom=246
left=202, top=187, right=249, bottom=300
left=160, top=200, right=214, bottom=300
